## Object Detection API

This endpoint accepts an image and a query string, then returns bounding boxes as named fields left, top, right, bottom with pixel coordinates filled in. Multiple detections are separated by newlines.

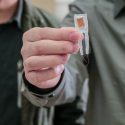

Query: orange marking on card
left=77, top=17, right=85, bottom=28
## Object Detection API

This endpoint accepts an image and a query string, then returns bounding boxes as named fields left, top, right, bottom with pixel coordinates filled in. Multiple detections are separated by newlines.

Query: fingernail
left=69, top=32, right=80, bottom=42
left=69, top=32, right=84, bottom=42
left=54, top=65, right=64, bottom=74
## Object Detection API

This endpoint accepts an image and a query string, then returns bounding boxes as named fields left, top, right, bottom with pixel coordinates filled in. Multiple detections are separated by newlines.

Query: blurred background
left=31, top=0, right=75, bottom=21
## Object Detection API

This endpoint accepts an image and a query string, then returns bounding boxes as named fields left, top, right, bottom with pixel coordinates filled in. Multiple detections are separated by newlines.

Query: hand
left=21, top=27, right=83, bottom=89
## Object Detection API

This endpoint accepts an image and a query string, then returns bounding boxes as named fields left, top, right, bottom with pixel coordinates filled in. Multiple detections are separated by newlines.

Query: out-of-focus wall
left=31, top=0, right=55, bottom=13
left=30, top=0, right=75, bottom=21
left=54, top=0, right=75, bottom=21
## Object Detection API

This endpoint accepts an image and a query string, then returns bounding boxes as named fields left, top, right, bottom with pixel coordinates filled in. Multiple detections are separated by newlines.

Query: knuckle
left=34, top=43, right=43, bottom=54
left=29, top=27, right=41, bottom=33
left=20, top=42, right=30, bottom=55
left=33, top=27, right=41, bottom=30
left=20, top=46, right=26, bottom=56
left=24, top=59, right=33, bottom=69
left=23, top=31, right=28, bottom=41
left=43, top=27, right=50, bottom=31
left=20, top=47, right=24, bottom=56
left=20, top=46, right=28, bottom=58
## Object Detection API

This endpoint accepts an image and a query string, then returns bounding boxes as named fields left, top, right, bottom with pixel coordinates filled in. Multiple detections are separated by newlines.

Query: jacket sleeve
left=21, top=53, right=88, bottom=107
left=21, top=3, right=88, bottom=107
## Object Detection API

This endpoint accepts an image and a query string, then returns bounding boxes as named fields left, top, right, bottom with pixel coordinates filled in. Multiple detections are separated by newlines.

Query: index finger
left=23, top=27, right=83, bottom=43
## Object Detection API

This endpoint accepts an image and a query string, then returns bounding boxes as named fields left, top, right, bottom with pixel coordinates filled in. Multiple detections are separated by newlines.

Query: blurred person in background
left=0, top=0, right=85, bottom=125
left=21, top=0, right=125, bottom=125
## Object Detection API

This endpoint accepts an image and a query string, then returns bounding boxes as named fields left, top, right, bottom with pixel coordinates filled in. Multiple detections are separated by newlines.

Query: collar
left=114, top=0, right=125, bottom=17
left=14, top=0, right=23, bottom=28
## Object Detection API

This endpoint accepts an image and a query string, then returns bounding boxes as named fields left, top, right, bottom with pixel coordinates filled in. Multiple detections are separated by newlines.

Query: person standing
left=0, top=0, right=85, bottom=125
left=21, top=0, right=125, bottom=125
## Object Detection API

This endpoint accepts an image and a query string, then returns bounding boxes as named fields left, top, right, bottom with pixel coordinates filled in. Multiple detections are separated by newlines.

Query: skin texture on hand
left=21, top=27, right=83, bottom=89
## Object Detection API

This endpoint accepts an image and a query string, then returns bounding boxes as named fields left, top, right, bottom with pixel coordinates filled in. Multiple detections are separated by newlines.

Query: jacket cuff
left=21, top=72, right=65, bottom=105
left=23, top=73, right=63, bottom=95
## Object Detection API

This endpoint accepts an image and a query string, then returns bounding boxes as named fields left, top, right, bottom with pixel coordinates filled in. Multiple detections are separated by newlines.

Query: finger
left=39, top=76, right=62, bottom=88
left=25, top=65, right=64, bottom=87
left=23, top=27, right=83, bottom=43
left=24, top=54, right=68, bottom=71
left=21, top=40, right=79, bottom=59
